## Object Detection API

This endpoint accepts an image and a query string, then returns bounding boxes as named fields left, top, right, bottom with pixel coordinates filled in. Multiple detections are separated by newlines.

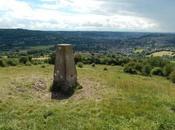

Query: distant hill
left=0, top=29, right=175, bottom=53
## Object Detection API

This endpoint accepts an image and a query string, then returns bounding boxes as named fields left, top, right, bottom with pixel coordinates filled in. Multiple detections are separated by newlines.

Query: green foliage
left=77, top=62, right=83, bottom=68
left=103, top=67, right=108, bottom=71
left=41, top=65, right=46, bottom=68
left=159, top=118, right=175, bottom=130
left=147, top=57, right=168, bottom=67
left=151, top=67, right=164, bottom=76
left=142, top=64, right=152, bottom=76
left=48, top=53, right=55, bottom=64
left=74, top=53, right=82, bottom=64
left=0, top=59, right=7, bottom=67
left=163, top=63, right=175, bottom=76
left=123, top=61, right=142, bottom=74
left=1, top=29, right=175, bottom=54
left=170, top=71, right=175, bottom=83
left=7, top=58, right=19, bottom=66
left=73, top=53, right=130, bottom=66
left=122, top=57, right=175, bottom=83
left=91, top=63, right=96, bottom=67
left=19, top=56, right=29, bottom=64
left=26, top=61, right=32, bottom=66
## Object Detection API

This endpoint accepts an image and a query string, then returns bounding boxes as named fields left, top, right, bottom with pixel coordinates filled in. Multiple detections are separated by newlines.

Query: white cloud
left=0, top=0, right=159, bottom=31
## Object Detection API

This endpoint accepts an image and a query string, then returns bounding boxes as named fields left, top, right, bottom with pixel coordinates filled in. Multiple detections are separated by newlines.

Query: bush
left=151, top=67, right=163, bottom=76
left=147, top=57, right=168, bottom=67
left=7, top=59, right=19, bottom=66
left=19, top=56, right=29, bottom=64
left=26, top=61, right=32, bottom=66
left=0, top=59, right=7, bottom=67
left=170, top=71, right=175, bottom=83
left=123, top=61, right=142, bottom=74
left=142, top=64, right=152, bottom=76
left=77, top=62, right=83, bottom=68
left=163, top=63, right=175, bottom=76
left=74, top=54, right=82, bottom=64
left=48, top=53, right=55, bottom=64
left=135, top=62, right=143, bottom=72
left=124, top=65, right=137, bottom=74
left=104, top=67, right=108, bottom=71
left=41, top=65, right=46, bottom=68
left=91, top=63, right=96, bottom=67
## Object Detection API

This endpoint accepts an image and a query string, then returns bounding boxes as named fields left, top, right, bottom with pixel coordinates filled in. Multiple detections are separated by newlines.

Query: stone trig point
left=51, top=44, right=77, bottom=97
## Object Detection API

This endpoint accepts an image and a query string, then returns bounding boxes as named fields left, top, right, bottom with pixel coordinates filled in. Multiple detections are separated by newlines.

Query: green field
left=0, top=65, right=175, bottom=130
left=149, top=51, right=175, bottom=57
left=134, top=48, right=144, bottom=53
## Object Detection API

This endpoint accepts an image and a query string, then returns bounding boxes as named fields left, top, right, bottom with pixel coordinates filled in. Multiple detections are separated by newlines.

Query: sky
left=0, top=0, right=175, bottom=32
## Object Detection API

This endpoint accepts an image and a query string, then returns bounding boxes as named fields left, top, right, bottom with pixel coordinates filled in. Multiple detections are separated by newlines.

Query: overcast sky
left=0, top=0, right=175, bottom=32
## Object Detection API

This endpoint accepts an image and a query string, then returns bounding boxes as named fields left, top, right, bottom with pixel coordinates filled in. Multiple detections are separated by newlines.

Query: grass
left=32, top=57, right=49, bottom=61
left=149, top=51, right=175, bottom=57
left=134, top=48, right=144, bottom=53
left=0, top=65, right=175, bottom=130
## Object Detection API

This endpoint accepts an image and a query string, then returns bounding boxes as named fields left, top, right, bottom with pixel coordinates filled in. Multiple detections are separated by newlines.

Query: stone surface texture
left=53, top=44, right=77, bottom=90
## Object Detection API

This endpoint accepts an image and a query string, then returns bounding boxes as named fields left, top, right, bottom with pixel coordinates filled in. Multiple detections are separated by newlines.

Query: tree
left=123, top=61, right=142, bottom=74
left=77, top=62, right=83, bottom=68
left=170, top=71, right=175, bottom=83
left=0, top=59, right=7, bottom=67
left=7, top=59, right=19, bottom=66
left=142, top=64, right=152, bottom=76
left=19, top=56, right=29, bottom=64
left=163, top=63, right=175, bottom=76
left=48, top=53, right=55, bottom=64
left=151, top=67, right=163, bottom=76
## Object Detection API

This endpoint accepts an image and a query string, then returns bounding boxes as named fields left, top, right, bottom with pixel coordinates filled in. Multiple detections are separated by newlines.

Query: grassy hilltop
left=0, top=65, right=175, bottom=130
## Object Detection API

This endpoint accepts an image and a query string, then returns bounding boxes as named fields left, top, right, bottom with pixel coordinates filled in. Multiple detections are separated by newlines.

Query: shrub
left=26, top=61, right=32, bottom=66
left=48, top=53, right=55, bottom=64
left=151, top=67, right=163, bottom=76
left=135, top=62, right=143, bottom=72
left=19, top=56, right=29, bottom=64
left=123, top=61, right=142, bottom=74
left=41, top=65, right=46, bottom=68
left=170, top=71, right=175, bottom=83
left=74, top=54, right=82, bottom=64
left=91, top=63, right=96, bottom=67
left=163, top=63, right=175, bottom=76
left=7, top=59, right=19, bottom=66
left=0, top=59, right=7, bottom=67
left=124, top=65, right=137, bottom=74
left=142, top=64, right=152, bottom=76
left=104, top=67, right=108, bottom=71
left=147, top=57, right=168, bottom=67
left=77, top=62, right=83, bottom=68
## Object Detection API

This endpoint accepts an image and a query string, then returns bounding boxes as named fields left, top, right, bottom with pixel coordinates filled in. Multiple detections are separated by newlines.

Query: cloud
left=0, top=0, right=160, bottom=31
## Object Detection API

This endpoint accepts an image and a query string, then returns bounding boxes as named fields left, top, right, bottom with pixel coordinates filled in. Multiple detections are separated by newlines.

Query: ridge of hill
left=1, top=29, right=175, bottom=53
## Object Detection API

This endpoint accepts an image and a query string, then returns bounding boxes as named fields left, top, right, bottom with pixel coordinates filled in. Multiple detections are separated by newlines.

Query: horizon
left=0, top=0, right=175, bottom=33
left=1, top=28, right=175, bottom=34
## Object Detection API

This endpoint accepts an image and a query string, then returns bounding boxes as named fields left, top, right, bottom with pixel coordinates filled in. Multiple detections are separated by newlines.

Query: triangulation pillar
left=52, top=44, right=77, bottom=95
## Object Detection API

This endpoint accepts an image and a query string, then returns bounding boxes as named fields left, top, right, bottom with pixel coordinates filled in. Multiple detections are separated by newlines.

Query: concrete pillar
left=52, top=44, right=77, bottom=95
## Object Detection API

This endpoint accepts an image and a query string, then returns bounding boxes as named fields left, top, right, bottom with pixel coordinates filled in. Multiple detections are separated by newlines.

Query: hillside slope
left=1, top=29, right=175, bottom=52
left=0, top=65, right=175, bottom=130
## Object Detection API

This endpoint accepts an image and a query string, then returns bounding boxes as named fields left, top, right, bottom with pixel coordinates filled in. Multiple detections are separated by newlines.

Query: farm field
left=0, top=65, right=175, bottom=130
left=134, top=48, right=144, bottom=53
left=149, top=51, right=175, bottom=57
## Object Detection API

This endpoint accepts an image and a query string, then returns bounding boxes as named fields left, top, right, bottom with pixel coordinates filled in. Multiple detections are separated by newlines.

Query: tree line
left=1, top=52, right=175, bottom=83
